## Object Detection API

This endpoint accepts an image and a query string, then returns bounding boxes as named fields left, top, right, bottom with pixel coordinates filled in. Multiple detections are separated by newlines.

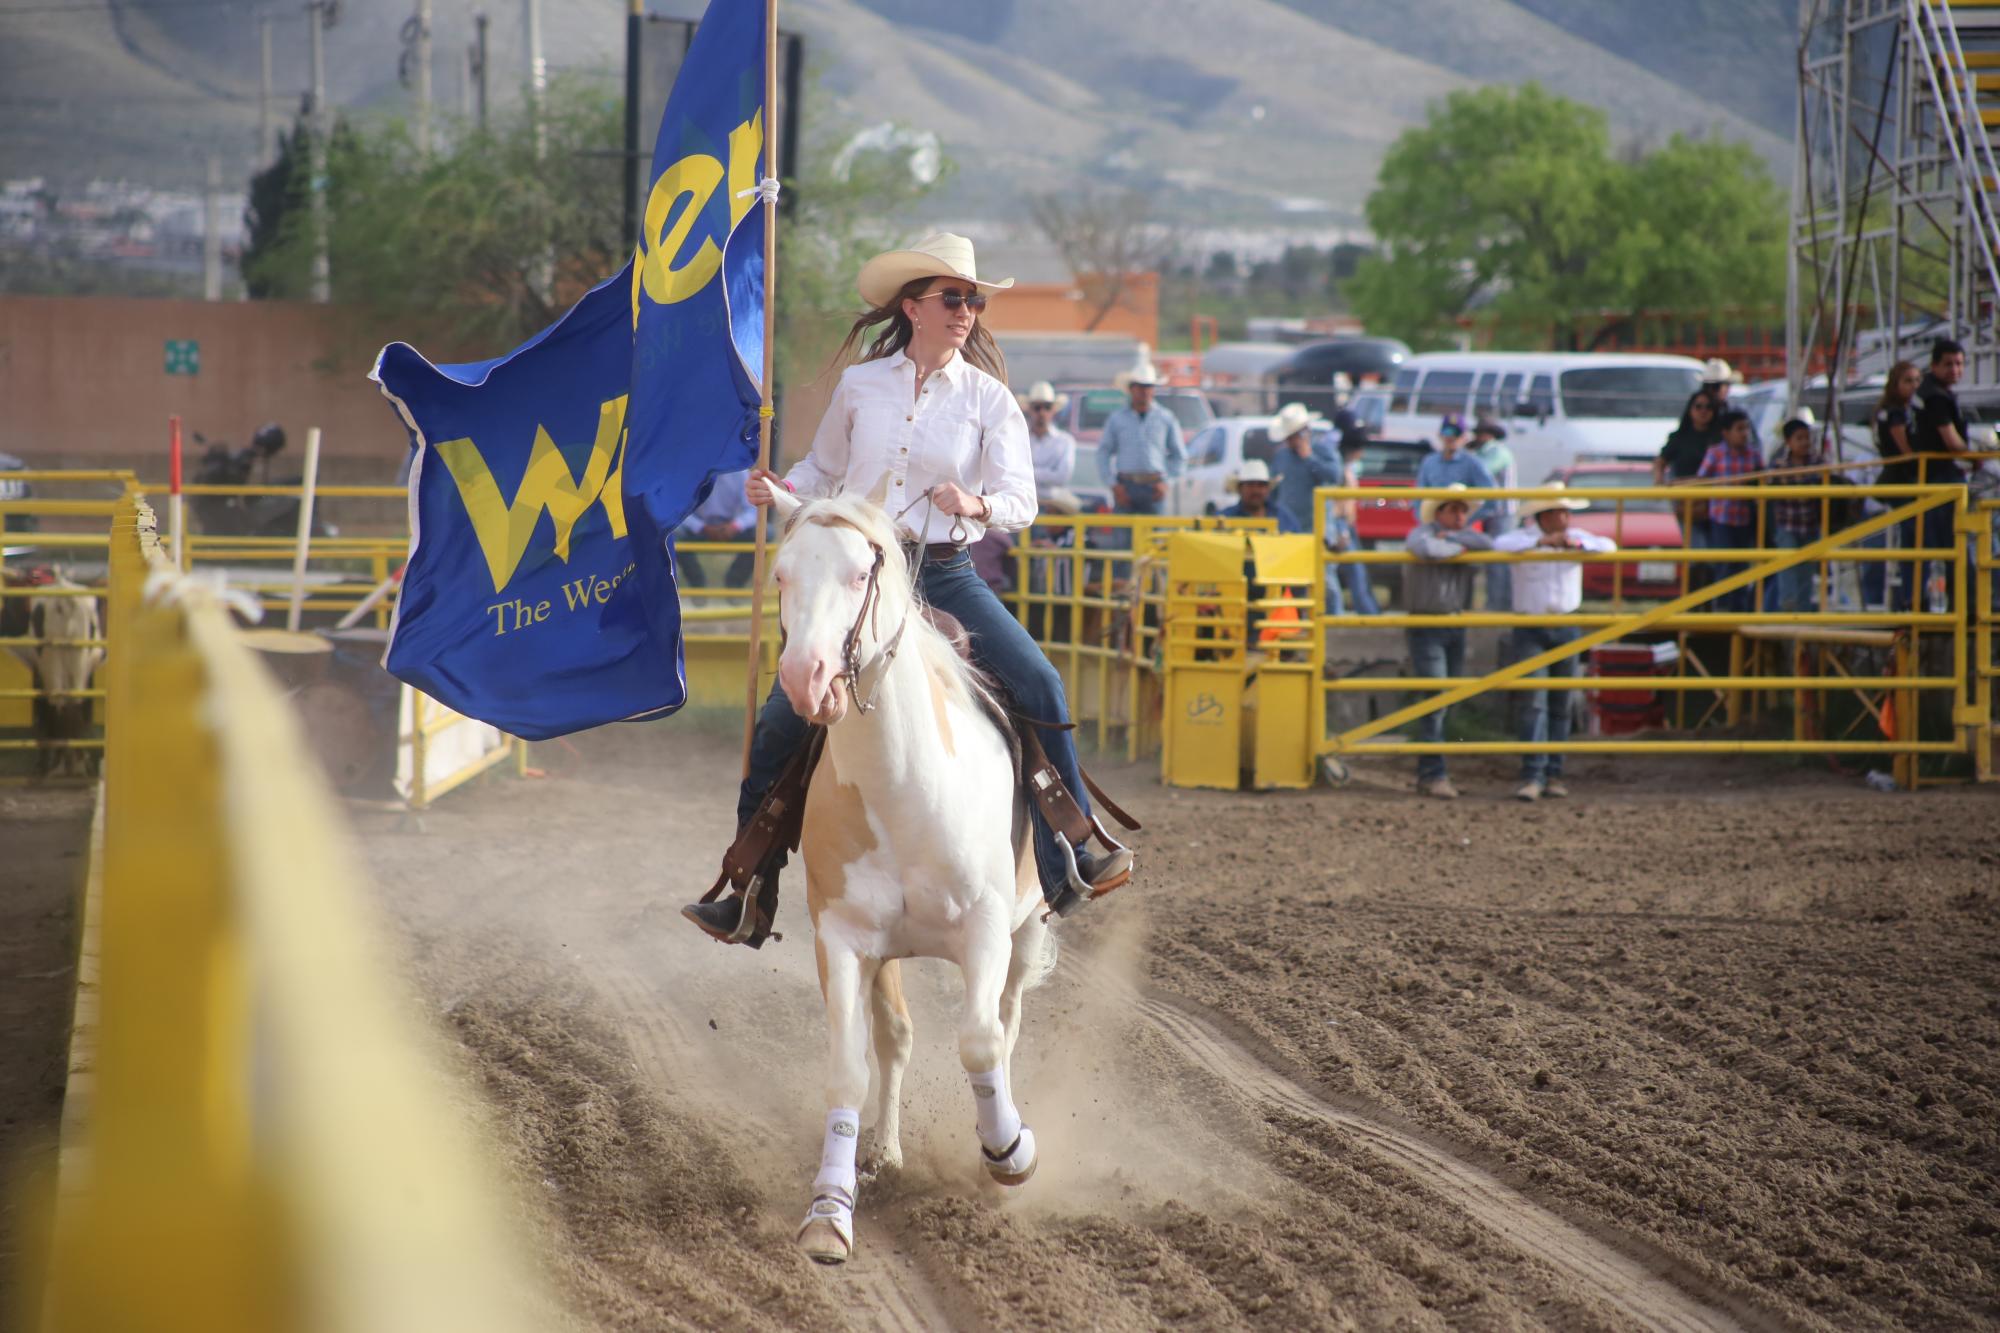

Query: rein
left=834, top=487, right=973, bottom=716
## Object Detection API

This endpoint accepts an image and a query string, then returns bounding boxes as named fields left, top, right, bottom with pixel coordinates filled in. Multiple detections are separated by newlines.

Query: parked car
left=1379, top=351, right=1704, bottom=485
left=1548, top=461, right=1685, bottom=600
left=1177, top=415, right=1324, bottom=516
left=1351, top=439, right=1426, bottom=553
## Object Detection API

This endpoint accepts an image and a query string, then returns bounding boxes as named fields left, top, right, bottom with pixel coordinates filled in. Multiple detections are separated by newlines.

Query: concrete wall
left=2, top=274, right=1158, bottom=486
left=0, top=295, right=408, bottom=485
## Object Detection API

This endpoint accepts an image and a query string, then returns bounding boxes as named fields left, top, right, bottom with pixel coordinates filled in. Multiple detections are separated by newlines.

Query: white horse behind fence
left=764, top=484, right=1055, bottom=1266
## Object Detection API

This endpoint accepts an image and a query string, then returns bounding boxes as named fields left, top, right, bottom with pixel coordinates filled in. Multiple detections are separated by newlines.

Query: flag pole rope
left=742, top=0, right=780, bottom=774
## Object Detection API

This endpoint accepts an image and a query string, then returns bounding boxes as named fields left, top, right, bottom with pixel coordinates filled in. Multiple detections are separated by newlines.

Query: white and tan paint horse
left=765, top=485, right=1053, bottom=1265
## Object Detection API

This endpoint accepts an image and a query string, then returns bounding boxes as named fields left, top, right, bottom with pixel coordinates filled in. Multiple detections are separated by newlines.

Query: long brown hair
left=1878, top=360, right=1919, bottom=413
left=828, top=275, right=1008, bottom=382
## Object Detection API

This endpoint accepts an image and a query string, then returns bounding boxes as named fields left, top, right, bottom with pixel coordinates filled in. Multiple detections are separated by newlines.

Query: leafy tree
left=1348, top=83, right=1785, bottom=347
left=244, top=79, right=625, bottom=350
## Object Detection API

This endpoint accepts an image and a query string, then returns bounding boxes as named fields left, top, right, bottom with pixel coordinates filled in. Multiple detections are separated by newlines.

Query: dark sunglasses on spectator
left=917, top=289, right=989, bottom=312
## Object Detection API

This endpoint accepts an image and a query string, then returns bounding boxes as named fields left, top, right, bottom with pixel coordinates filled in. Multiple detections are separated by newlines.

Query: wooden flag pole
left=741, top=0, right=780, bottom=773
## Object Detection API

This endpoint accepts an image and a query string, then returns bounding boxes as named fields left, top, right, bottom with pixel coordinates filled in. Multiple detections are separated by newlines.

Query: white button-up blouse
left=785, top=350, right=1037, bottom=544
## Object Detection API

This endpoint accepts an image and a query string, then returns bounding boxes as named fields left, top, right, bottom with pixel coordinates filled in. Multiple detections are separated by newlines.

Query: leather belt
left=901, top=541, right=967, bottom=562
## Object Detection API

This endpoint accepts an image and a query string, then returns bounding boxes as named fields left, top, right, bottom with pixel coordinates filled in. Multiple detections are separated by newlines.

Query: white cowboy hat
left=1039, top=486, right=1084, bottom=514
left=1267, top=401, right=1322, bottom=443
left=1521, top=482, right=1590, bottom=521
left=857, top=231, right=1014, bottom=309
left=1226, top=458, right=1274, bottom=493
left=1418, top=482, right=1472, bottom=526
left=1115, top=362, right=1168, bottom=389
left=1702, top=357, right=1746, bottom=386
left=1018, top=380, right=1070, bottom=412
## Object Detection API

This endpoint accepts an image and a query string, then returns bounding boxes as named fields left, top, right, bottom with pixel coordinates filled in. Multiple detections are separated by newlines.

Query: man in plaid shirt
left=1695, top=409, right=1763, bottom=612
left=1764, top=417, right=1827, bottom=612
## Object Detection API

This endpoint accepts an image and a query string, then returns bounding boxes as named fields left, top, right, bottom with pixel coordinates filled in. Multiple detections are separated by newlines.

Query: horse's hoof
left=797, top=1189, right=854, bottom=1264
left=982, top=1125, right=1038, bottom=1187
left=799, top=1218, right=851, bottom=1265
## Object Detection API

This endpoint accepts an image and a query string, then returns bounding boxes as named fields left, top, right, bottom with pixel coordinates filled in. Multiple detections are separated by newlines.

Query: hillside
left=0, top=0, right=1796, bottom=227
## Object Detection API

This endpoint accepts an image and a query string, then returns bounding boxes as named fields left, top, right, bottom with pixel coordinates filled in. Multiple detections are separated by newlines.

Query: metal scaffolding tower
left=1789, top=0, right=2000, bottom=410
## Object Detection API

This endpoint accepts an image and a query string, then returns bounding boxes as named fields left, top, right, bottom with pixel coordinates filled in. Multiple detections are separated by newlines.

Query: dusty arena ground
left=351, top=722, right=1999, bottom=1332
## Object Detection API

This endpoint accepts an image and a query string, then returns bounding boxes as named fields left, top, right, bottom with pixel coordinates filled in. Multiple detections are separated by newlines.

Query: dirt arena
left=353, top=724, right=1999, bottom=1332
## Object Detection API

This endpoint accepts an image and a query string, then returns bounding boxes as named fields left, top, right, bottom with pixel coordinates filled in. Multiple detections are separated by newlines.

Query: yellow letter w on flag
left=432, top=394, right=631, bottom=593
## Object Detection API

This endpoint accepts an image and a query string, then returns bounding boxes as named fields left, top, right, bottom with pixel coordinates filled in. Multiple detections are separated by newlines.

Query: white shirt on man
left=1494, top=525, right=1617, bottom=615
left=1028, top=425, right=1076, bottom=492
left=787, top=350, right=1037, bottom=544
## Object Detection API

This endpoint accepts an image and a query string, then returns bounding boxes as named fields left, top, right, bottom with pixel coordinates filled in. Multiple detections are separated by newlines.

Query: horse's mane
left=781, top=493, right=1005, bottom=723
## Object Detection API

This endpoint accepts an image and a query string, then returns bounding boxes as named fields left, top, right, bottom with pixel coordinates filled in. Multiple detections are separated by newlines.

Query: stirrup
left=684, top=870, right=781, bottom=948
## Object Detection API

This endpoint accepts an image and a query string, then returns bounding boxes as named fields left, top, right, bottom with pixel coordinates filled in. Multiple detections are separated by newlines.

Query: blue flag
left=371, top=0, right=767, bottom=740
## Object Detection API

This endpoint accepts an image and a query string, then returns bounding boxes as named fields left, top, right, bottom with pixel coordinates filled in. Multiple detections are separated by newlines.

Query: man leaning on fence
left=1404, top=483, right=1492, bottom=800
left=1495, top=486, right=1615, bottom=802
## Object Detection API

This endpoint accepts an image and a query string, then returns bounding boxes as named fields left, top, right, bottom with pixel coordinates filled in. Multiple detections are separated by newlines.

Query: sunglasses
left=916, top=289, right=989, bottom=313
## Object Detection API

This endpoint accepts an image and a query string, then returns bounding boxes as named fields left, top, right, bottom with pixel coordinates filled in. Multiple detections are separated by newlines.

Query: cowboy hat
left=1226, top=458, right=1274, bottom=493
left=857, top=231, right=1015, bottom=308
left=1418, top=482, right=1472, bottom=526
left=1702, top=357, right=1746, bottom=386
left=1520, top=482, right=1590, bottom=521
left=1039, top=486, right=1084, bottom=514
left=1017, top=380, right=1070, bottom=412
left=1116, top=362, right=1168, bottom=389
left=1267, top=401, right=1323, bottom=442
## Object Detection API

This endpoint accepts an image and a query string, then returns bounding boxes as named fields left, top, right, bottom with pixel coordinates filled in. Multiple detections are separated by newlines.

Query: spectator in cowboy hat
left=1097, top=361, right=1184, bottom=515
left=1494, top=485, right=1616, bottom=802
left=1404, top=483, right=1494, bottom=799
left=1702, top=358, right=1746, bottom=405
left=1017, top=381, right=1078, bottom=506
left=1266, top=401, right=1340, bottom=533
left=1218, top=458, right=1301, bottom=532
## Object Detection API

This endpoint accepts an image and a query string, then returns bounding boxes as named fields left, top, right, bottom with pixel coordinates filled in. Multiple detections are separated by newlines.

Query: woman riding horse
left=683, top=233, right=1133, bottom=947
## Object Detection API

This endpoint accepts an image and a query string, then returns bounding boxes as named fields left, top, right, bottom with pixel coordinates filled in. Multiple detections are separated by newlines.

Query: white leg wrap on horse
left=815, top=1108, right=861, bottom=1194
left=968, top=1068, right=1023, bottom=1154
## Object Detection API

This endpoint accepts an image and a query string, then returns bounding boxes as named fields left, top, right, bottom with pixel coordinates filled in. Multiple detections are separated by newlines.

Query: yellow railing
left=27, top=495, right=540, bottom=1333
left=1309, top=482, right=1995, bottom=786
left=0, top=475, right=128, bottom=758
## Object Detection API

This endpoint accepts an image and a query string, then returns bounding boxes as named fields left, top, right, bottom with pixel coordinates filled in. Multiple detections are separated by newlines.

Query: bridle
left=839, top=542, right=910, bottom=715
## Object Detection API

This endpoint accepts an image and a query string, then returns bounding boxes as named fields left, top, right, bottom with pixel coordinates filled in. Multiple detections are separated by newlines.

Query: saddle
left=694, top=607, right=1141, bottom=946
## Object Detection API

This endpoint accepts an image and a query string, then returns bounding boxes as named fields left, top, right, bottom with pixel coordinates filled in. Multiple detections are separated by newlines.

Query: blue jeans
left=1512, top=624, right=1579, bottom=783
left=1323, top=521, right=1381, bottom=617
left=1113, top=478, right=1163, bottom=516
left=1706, top=522, right=1756, bottom=613
left=1889, top=503, right=1958, bottom=612
left=1684, top=516, right=1714, bottom=593
left=1405, top=627, right=1465, bottom=783
left=1772, top=528, right=1817, bottom=613
left=738, top=548, right=1089, bottom=903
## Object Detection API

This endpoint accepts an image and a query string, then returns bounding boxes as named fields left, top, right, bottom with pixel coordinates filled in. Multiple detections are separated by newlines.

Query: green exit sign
left=164, top=339, right=200, bottom=376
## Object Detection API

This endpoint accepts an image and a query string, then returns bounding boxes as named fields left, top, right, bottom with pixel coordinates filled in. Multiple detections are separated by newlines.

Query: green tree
left=1348, top=83, right=1785, bottom=348
left=244, top=79, right=625, bottom=349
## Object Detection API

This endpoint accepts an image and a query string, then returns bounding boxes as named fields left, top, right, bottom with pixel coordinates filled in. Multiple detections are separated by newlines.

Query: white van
left=1377, top=352, right=1706, bottom=484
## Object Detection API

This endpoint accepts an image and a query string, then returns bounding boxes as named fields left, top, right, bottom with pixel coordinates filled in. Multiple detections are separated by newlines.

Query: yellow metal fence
left=1310, top=481, right=1997, bottom=786
left=25, top=496, right=540, bottom=1333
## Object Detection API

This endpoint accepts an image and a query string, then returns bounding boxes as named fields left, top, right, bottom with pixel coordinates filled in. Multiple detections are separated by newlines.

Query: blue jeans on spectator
left=738, top=547, right=1088, bottom=903
left=1512, top=624, right=1579, bottom=783
left=1329, top=519, right=1382, bottom=615
left=1684, top=515, right=1714, bottom=593
left=1406, top=627, right=1465, bottom=784
left=1889, top=503, right=1959, bottom=612
left=1706, top=521, right=1756, bottom=612
left=1772, top=529, right=1817, bottom=613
